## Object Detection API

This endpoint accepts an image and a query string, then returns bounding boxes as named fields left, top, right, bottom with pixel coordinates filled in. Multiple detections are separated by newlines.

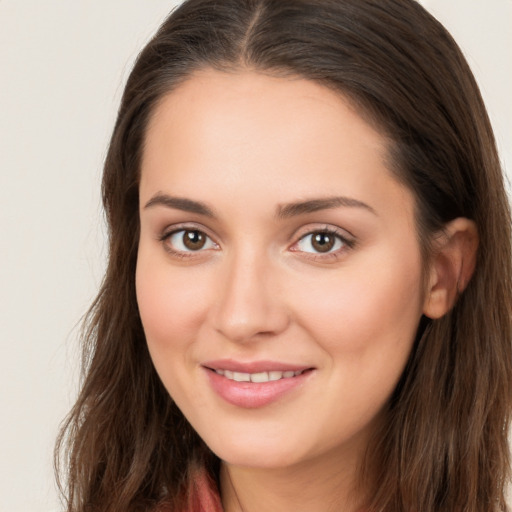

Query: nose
left=211, top=251, right=290, bottom=343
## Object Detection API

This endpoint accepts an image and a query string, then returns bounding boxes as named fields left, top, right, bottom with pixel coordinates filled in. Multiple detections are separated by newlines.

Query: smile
left=204, top=362, right=314, bottom=408
left=213, top=369, right=306, bottom=383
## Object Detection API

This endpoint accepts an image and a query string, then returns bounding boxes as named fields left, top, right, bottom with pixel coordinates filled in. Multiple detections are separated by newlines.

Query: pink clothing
left=184, top=467, right=223, bottom=512
left=156, top=466, right=222, bottom=512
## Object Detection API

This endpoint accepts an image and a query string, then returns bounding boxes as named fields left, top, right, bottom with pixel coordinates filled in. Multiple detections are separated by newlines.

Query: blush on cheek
left=293, top=267, right=422, bottom=357
left=136, top=268, right=174, bottom=349
left=138, top=292, right=185, bottom=349
left=136, top=261, right=211, bottom=352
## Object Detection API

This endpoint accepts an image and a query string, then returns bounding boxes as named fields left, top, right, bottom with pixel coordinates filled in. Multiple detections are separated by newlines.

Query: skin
left=136, top=69, right=471, bottom=511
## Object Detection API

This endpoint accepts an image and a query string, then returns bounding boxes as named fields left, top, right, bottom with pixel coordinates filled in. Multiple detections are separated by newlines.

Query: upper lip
left=202, top=359, right=313, bottom=374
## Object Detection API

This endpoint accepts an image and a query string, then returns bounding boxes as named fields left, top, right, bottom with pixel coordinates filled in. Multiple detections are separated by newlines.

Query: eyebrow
left=143, top=193, right=376, bottom=219
left=144, top=194, right=215, bottom=217
left=276, top=196, right=376, bottom=218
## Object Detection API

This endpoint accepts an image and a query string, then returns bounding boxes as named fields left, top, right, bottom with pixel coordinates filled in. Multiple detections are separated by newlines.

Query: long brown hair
left=55, top=1, right=512, bottom=510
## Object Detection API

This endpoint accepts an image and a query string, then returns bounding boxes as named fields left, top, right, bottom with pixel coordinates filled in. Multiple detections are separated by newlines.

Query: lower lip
left=205, top=368, right=313, bottom=408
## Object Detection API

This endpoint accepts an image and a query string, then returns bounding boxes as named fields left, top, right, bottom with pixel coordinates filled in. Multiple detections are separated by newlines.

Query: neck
left=219, top=447, right=367, bottom=512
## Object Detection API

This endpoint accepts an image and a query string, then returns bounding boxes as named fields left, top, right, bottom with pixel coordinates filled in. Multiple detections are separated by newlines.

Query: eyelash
left=291, top=227, right=355, bottom=261
left=158, top=225, right=355, bottom=261
left=158, top=225, right=218, bottom=259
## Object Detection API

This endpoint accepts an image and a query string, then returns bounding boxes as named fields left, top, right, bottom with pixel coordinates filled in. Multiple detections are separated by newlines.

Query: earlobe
left=423, top=218, right=478, bottom=319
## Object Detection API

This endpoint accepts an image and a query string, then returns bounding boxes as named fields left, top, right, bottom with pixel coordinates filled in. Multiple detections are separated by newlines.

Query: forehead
left=140, top=69, right=414, bottom=227
left=143, top=69, right=388, bottom=163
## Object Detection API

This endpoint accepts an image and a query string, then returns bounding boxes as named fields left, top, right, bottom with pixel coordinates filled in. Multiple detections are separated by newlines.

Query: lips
left=202, top=359, right=314, bottom=408
left=203, top=359, right=311, bottom=373
left=213, top=368, right=306, bottom=383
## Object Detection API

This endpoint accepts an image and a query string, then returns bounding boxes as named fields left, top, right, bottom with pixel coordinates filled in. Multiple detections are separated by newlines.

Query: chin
left=203, top=431, right=307, bottom=469
left=217, top=448, right=305, bottom=470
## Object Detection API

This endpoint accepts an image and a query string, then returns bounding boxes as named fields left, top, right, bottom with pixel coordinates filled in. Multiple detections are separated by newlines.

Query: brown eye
left=165, top=229, right=217, bottom=253
left=183, top=230, right=206, bottom=250
left=311, top=232, right=335, bottom=253
left=296, top=230, right=346, bottom=255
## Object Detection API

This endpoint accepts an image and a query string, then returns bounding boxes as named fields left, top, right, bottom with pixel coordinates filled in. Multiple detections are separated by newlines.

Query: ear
left=423, top=218, right=478, bottom=319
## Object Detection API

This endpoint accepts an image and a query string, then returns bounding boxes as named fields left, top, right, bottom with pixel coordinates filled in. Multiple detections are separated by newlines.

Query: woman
left=55, top=0, right=512, bottom=511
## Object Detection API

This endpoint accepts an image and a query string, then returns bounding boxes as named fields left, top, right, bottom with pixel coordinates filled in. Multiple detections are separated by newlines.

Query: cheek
left=135, top=254, right=216, bottom=411
left=288, top=256, right=424, bottom=428
left=135, top=254, right=211, bottom=356
left=289, top=251, right=424, bottom=358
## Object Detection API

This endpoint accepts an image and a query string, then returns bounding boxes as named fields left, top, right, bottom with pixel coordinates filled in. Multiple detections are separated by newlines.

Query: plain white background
left=0, top=2, right=510, bottom=511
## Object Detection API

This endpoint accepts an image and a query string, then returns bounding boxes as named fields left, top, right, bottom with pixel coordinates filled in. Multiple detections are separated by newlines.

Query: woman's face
left=136, top=69, right=428, bottom=470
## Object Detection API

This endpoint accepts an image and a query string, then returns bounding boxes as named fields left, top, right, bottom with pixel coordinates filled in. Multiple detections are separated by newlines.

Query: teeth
left=250, top=372, right=269, bottom=383
left=233, top=372, right=251, bottom=382
left=214, top=369, right=305, bottom=382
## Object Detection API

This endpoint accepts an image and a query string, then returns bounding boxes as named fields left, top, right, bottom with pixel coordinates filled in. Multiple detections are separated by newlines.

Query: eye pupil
left=312, top=232, right=335, bottom=253
left=183, top=230, right=206, bottom=250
